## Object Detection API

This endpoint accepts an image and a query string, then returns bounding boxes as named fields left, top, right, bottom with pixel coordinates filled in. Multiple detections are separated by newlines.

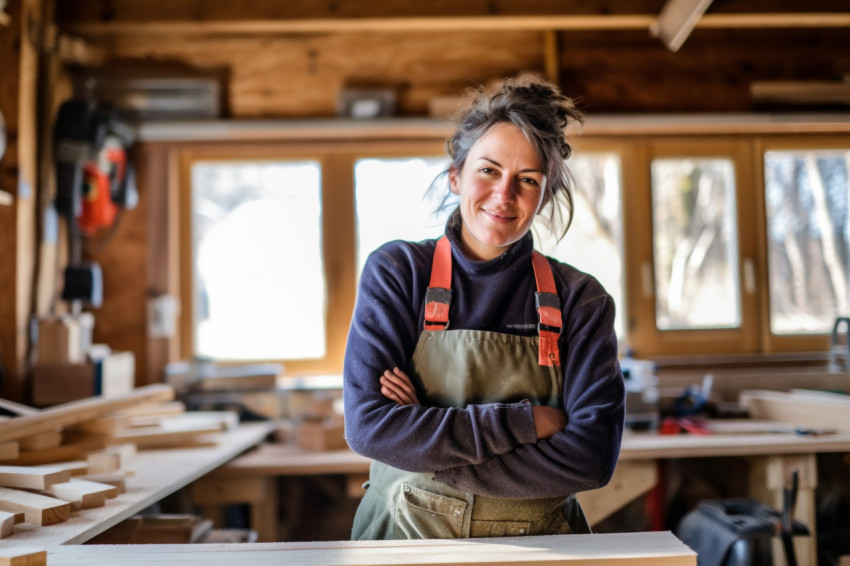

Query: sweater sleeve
left=433, top=287, right=625, bottom=499
left=343, top=243, right=537, bottom=472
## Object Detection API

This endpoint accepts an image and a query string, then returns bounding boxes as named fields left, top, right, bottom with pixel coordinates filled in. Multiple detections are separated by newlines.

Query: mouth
left=482, top=208, right=517, bottom=223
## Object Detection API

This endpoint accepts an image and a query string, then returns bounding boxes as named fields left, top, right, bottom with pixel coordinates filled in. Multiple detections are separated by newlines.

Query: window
left=650, top=157, right=740, bottom=330
left=190, top=159, right=325, bottom=361
left=535, top=152, right=626, bottom=337
left=168, top=129, right=848, bottom=374
left=764, top=149, right=850, bottom=335
left=354, top=156, right=452, bottom=276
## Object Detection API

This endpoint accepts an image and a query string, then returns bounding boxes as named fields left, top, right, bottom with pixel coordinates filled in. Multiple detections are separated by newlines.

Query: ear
left=448, top=166, right=460, bottom=195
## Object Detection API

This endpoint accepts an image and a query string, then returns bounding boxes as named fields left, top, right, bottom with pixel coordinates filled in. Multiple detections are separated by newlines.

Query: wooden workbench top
left=210, top=421, right=850, bottom=479
left=0, top=422, right=272, bottom=547
left=42, top=531, right=695, bottom=565
left=619, top=428, right=850, bottom=460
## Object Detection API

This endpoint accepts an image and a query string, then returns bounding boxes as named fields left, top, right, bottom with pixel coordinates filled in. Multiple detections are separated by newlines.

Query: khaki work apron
left=351, top=237, right=590, bottom=540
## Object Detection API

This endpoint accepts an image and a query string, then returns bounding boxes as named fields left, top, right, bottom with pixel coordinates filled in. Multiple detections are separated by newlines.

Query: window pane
left=535, top=153, right=626, bottom=337
left=651, top=158, right=740, bottom=330
left=191, top=160, right=324, bottom=360
left=764, top=150, right=850, bottom=334
left=354, top=157, right=452, bottom=275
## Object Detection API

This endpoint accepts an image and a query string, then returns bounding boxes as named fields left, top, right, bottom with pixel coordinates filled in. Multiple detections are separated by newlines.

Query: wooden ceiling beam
left=61, top=12, right=850, bottom=37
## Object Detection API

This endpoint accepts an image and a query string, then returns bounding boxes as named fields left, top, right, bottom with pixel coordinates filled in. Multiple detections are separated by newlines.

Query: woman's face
left=449, top=122, right=547, bottom=261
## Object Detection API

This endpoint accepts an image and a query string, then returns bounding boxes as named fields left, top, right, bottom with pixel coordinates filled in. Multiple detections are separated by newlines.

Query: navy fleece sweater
left=343, top=215, right=625, bottom=499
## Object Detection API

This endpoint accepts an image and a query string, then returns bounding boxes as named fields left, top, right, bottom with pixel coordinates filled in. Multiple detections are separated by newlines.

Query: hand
left=532, top=405, right=567, bottom=440
left=379, top=367, right=420, bottom=406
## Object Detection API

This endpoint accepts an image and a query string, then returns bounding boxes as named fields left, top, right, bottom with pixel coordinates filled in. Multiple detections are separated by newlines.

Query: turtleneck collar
left=443, top=208, right=534, bottom=275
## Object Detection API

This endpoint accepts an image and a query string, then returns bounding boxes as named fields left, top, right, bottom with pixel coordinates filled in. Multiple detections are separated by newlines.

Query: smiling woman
left=343, top=75, right=625, bottom=541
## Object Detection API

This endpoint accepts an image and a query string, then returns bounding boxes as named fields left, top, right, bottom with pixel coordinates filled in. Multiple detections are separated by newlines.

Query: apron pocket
left=469, top=519, right=532, bottom=538
left=395, top=483, right=468, bottom=539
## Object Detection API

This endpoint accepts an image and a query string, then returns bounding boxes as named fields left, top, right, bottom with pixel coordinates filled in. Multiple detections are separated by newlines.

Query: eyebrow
left=477, top=157, right=543, bottom=174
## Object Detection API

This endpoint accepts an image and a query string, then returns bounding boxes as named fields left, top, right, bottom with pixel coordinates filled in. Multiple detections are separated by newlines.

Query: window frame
left=177, top=139, right=445, bottom=374
left=754, top=134, right=848, bottom=354
left=167, top=128, right=845, bottom=375
left=625, top=138, right=760, bottom=356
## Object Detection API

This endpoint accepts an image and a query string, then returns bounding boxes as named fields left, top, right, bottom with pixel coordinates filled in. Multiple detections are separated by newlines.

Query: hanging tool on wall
left=53, top=98, right=137, bottom=309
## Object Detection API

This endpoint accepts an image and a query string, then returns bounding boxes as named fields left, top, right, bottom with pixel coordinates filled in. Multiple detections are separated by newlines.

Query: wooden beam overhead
left=61, top=13, right=850, bottom=37
left=650, top=0, right=715, bottom=52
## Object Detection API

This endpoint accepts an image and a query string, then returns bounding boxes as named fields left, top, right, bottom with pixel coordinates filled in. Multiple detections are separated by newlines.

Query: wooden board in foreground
left=0, top=546, right=46, bottom=566
left=41, top=531, right=695, bottom=565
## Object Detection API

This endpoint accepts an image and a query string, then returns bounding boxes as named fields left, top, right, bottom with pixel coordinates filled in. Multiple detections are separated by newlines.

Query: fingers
left=379, top=367, right=420, bottom=405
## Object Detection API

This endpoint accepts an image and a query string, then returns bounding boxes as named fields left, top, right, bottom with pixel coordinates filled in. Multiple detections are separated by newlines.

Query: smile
left=482, top=208, right=517, bottom=223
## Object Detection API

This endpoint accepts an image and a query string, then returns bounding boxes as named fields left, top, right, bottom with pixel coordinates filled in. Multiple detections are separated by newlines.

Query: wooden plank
left=35, top=461, right=88, bottom=477
left=739, top=389, right=850, bottom=432
left=41, top=479, right=116, bottom=510
left=0, top=422, right=271, bottom=546
left=0, top=467, right=70, bottom=490
left=0, top=487, right=71, bottom=526
left=76, top=472, right=126, bottom=495
left=0, top=447, right=17, bottom=463
left=107, top=421, right=226, bottom=448
left=36, top=531, right=697, bottom=564
left=0, top=400, right=38, bottom=417
left=0, top=439, right=105, bottom=466
left=65, top=15, right=655, bottom=35
left=67, top=400, right=188, bottom=435
left=649, top=0, right=714, bottom=52
left=0, top=547, right=46, bottom=566
left=86, top=444, right=136, bottom=473
left=60, top=12, right=850, bottom=36
left=16, top=431, right=62, bottom=452
left=618, top=429, right=850, bottom=460
left=0, top=385, right=175, bottom=444
left=0, top=511, right=24, bottom=539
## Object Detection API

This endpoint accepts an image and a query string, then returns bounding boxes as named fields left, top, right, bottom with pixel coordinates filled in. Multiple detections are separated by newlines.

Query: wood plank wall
left=54, top=0, right=850, bottom=116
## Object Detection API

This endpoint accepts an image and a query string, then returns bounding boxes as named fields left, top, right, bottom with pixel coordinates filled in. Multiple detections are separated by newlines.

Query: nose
left=492, top=176, right=515, bottom=203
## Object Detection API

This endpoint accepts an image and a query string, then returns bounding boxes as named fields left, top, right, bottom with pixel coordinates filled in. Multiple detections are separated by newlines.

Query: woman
left=343, top=75, right=625, bottom=540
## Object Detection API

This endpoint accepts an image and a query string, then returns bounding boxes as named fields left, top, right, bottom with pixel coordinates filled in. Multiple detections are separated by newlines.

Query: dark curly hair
left=433, top=74, right=584, bottom=241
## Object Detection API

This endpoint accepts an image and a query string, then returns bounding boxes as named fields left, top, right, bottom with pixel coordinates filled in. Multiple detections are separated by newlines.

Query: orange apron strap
left=531, top=251, right=562, bottom=367
left=424, top=236, right=452, bottom=331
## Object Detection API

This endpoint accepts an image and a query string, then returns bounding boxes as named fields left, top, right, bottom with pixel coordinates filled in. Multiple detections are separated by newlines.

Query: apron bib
left=351, top=237, right=589, bottom=540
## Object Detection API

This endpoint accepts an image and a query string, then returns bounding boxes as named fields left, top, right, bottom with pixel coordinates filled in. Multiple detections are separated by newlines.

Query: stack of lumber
left=740, top=389, right=850, bottom=432
left=166, top=361, right=284, bottom=420
left=0, top=385, right=238, bottom=540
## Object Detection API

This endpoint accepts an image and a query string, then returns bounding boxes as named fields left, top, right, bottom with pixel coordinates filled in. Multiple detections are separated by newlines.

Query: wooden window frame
left=753, top=135, right=847, bottom=355
left=176, top=139, right=445, bottom=375
left=155, top=125, right=847, bottom=377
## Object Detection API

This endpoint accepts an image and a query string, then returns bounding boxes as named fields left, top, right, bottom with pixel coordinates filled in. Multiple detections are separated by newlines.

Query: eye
left=519, top=176, right=540, bottom=186
left=479, top=167, right=497, bottom=175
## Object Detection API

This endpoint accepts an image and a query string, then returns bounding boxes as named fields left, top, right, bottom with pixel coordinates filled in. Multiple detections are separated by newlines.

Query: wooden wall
left=53, top=0, right=850, bottom=117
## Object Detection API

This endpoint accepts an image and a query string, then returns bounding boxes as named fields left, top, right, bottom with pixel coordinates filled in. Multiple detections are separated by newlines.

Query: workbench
left=35, top=530, right=696, bottom=565
left=0, top=422, right=272, bottom=548
left=195, top=425, right=850, bottom=566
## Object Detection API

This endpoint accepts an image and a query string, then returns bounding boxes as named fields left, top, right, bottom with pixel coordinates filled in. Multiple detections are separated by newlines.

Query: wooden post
left=766, top=454, right=818, bottom=566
